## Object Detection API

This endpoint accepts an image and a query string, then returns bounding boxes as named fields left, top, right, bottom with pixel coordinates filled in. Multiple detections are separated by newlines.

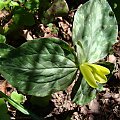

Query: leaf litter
left=0, top=2, right=120, bottom=120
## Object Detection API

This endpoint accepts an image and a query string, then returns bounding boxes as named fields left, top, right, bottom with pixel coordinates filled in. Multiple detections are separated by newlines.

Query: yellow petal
left=94, top=72, right=107, bottom=83
left=86, top=63, right=110, bottom=75
left=80, top=64, right=98, bottom=88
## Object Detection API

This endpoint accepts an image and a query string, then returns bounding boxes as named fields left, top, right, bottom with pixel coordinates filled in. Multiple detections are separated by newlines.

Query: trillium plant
left=0, top=0, right=118, bottom=108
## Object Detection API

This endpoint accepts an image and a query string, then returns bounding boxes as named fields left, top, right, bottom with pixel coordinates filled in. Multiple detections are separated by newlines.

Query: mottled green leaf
left=72, top=0, right=118, bottom=64
left=71, top=75, right=103, bottom=105
left=0, top=38, right=77, bottom=97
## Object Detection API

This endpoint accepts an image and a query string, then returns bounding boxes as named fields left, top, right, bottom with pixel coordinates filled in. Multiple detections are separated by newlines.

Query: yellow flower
left=80, top=63, right=110, bottom=88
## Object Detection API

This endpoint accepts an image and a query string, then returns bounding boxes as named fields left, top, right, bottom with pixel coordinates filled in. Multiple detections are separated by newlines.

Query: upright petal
left=86, top=63, right=110, bottom=75
left=94, top=72, right=107, bottom=83
left=80, top=64, right=98, bottom=88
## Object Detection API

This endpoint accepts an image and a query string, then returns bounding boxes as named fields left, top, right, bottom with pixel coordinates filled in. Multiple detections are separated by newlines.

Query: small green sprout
left=80, top=63, right=110, bottom=88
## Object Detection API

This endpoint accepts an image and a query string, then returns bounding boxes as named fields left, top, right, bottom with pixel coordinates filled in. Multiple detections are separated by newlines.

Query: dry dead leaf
left=107, top=55, right=116, bottom=63
left=89, top=99, right=99, bottom=113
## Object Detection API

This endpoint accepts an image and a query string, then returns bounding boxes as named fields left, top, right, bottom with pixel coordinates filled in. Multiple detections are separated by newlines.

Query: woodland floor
left=0, top=3, right=120, bottom=120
